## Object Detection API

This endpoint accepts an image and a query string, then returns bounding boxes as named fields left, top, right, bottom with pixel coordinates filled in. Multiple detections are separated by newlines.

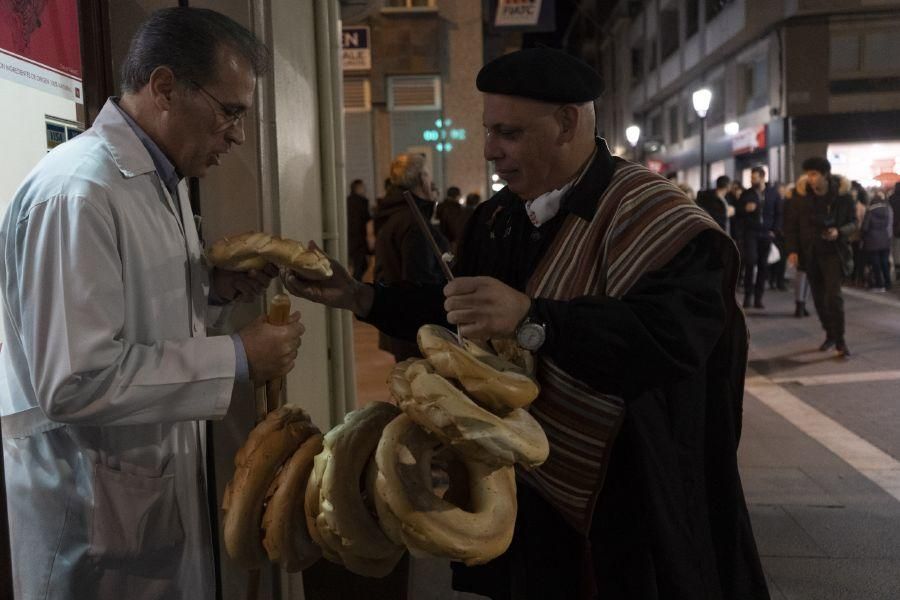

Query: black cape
left=364, top=145, right=769, bottom=600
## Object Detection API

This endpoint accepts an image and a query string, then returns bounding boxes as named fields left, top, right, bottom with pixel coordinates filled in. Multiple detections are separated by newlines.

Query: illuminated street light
left=625, top=125, right=641, bottom=148
left=724, top=121, right=740, bottom=136
left=693, top=87, right=713, bottom=189
left=692, top=88, right=712, bottom=119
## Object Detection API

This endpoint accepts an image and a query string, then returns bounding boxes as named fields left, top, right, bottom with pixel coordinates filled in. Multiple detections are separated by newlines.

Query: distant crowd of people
left=345, top=162, right=482, bottom=361
left=687, top=160, right=899, bottom=358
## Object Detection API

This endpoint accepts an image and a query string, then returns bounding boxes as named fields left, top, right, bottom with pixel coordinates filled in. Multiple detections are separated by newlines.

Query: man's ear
left=147, top=66, right=178, bottom=112
left=555, top=105, right=579, bottom=144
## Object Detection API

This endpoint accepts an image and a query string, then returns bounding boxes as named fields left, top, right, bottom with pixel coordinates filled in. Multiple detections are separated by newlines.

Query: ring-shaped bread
left=392, top=360, right=549, bottom=469
left=417, top=325, right=539, bottom=413
left=222, top=405, right=318, bottom=568
left=208, top=231, right=333, bottom=280
left=307, top=401, right=406, bottom=577
left=261, top=432, right=324, bottom=572
left=374, top=414, right=517, bottom=566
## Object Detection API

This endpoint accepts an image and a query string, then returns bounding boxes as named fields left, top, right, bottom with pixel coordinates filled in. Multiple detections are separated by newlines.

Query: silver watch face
left=517, top=322, right=545, bottom=351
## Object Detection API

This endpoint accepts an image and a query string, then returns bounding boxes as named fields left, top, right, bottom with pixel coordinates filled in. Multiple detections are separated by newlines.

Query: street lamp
left=692, top=88, right=712, bottom=189
left=625, top=125, right=641, bottom=163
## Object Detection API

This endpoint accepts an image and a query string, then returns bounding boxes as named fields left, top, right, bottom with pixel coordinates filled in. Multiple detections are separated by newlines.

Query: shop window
left=706, top=78, right=725, bottom=125
left=660, top=6, right=680, bottom=60
left=705, top=0, right=735, bottom=22
left=388, top=76, right=441, bottom=111
left=383, top=0, right=436, bottom=9
left=668, top=104, right=680, bottom=144
left=683, top=97, right=698, bottom=138
left=740, top=57, right=767, bottom=114
left=649, top=111, right=662, bottom=139
left=343, top=78, right=371, bottom=113
left=830, top=34, right=861, bottom=74
left=631, top=45, right=644, bottom=84
left=685, top=0, right=700, bottom=39
left=863, top=31, right=900, bottom=73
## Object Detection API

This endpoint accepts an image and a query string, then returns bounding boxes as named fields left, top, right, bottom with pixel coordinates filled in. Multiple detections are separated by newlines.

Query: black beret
left=801, top=157, right=831, bottom=175
left=476, top=47, right=602, bottom=103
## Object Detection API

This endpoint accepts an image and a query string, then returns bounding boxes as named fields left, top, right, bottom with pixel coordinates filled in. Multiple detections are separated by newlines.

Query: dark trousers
left=868, top=249, right=892, bottom=289
left=743, top=238, right=771, bottom=301
left=807, top=251, right=846, bottom=342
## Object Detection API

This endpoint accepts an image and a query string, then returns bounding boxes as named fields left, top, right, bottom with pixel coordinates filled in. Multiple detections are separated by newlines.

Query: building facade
left=591, top=0, right=900, bottom=191
left=341, top=0, right=487, bottom=206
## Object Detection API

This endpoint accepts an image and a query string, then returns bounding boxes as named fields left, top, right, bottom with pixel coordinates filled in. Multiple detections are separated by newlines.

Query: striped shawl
left=519, top=160, right=730, bottom=535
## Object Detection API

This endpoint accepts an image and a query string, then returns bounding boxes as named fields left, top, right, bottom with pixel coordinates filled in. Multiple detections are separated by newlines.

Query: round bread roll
left=393, top=360, right=549, bottom=469
left=417, top=325, right=539, bottom=413
left=374, top=414, right=517, bottom=565
left=303, top=445, right=343, bottom=564
left=261, top=432, right=324, bottom=572
left=307, top=402, right=406, bottom=578
left=222, top=406, right=318, bottom=569
left=208, top=231, right=333, bottom=280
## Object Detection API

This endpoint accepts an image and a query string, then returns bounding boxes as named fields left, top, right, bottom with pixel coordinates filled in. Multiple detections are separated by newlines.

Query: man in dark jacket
left=696, top=175, right=735, bottom=234
left=736, top=166, right=783, bottom=309
left=372, top=153, right=449, bottom=360
left=346, top=179, right=371, bottom=280
left=436, top=186, right=467, bottom=253
left=889, top=182, right=900, bottom=280
left=786, top=157, right=857, bottom=357
left=284, top=47, right=768, bottom=600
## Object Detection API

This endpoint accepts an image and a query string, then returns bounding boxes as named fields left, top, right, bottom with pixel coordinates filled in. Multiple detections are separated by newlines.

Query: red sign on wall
left=0, top=0, right=82, bottom=79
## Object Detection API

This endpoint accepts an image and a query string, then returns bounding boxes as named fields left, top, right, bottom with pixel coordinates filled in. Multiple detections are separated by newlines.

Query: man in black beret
left=786, top=157, right=857, bottom=356
left=284, top=47, right=769, bottom=600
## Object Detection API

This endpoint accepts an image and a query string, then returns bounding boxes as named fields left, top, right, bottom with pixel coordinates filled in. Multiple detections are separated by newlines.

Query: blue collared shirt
left=112, top=98, right=249, bottom=382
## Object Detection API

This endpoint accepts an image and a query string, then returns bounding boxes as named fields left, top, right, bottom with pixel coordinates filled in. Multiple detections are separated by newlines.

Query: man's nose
left=227, top=118, right=246, bottom=145
left=484, top=135, right=502, bottom=161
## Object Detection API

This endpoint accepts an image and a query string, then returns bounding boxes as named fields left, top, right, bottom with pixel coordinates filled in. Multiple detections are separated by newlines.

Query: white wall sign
left=0, top=50, right=82, bottom=102
left=494, top=0, right=543, bottom=27
left=342, top=26, right=371, bottom=72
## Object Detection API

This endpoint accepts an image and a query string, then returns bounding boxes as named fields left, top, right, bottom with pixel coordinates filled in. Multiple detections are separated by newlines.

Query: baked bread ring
left=306, top=402, right=406, bottom=578
left=261, top=432, right=324, bottom=572
left=417, top=325, right=539, bottom=413
left=374, top=414, right=517, bottom=565
left=222, top=405, right=318, bottom=569
left=392, top=360, right=549, bottom=469
left=303, top=444, right=343, bottom=564
left=208, top=231, right=333, bottom=280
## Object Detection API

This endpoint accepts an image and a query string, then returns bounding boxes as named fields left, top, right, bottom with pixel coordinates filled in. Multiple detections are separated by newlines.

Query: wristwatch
left=515, top=303, right=547, bottom=351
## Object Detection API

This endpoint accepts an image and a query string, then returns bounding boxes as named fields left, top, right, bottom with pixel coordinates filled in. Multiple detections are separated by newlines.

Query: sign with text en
left=342, top=26, right=371, bottom=72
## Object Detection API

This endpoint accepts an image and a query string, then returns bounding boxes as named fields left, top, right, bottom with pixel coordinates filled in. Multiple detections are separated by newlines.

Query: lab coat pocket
left=89, top=462, right=184, bottom=562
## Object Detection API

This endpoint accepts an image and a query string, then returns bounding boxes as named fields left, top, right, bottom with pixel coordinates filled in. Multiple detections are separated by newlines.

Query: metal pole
left=699, top=116, right=707, bottom=190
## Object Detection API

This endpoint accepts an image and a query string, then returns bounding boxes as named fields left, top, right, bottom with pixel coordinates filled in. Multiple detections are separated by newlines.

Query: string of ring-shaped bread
left=417, top=325, right=539, bottom=414
left=305, top=402, right=406, bottom=578
left=222, top=405, right=319, bottom=569
left=374, top=413, right=517, bottom=565
left=391, top=359, right=549, bottom=469
left=261, top=432, right=324, bottom=572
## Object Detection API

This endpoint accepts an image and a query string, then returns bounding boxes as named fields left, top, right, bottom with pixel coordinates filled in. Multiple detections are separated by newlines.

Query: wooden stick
left=265, top=293, right=292, bottom=413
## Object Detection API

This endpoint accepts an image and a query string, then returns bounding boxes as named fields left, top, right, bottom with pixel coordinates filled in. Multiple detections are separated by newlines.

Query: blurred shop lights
left=422, top=117, right=467, bottom=152
left=724, top=121, right=740, bottom=136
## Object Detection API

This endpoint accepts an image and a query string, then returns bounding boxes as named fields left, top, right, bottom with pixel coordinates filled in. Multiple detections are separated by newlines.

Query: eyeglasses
left=189, top=80, right=247, bottom=131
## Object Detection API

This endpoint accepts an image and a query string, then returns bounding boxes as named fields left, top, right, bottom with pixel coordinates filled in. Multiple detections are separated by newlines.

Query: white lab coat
left=0, top=100, right=237, bottom=599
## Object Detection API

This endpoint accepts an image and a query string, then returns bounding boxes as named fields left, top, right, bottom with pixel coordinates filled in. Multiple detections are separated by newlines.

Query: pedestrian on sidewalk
left=861, top=190, right=893, bottom=292
left=783, top=184, right=811, bottom=317
left=786, top=157, right=857, bottom=357
left=736, top=166, right=783, bottom=309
